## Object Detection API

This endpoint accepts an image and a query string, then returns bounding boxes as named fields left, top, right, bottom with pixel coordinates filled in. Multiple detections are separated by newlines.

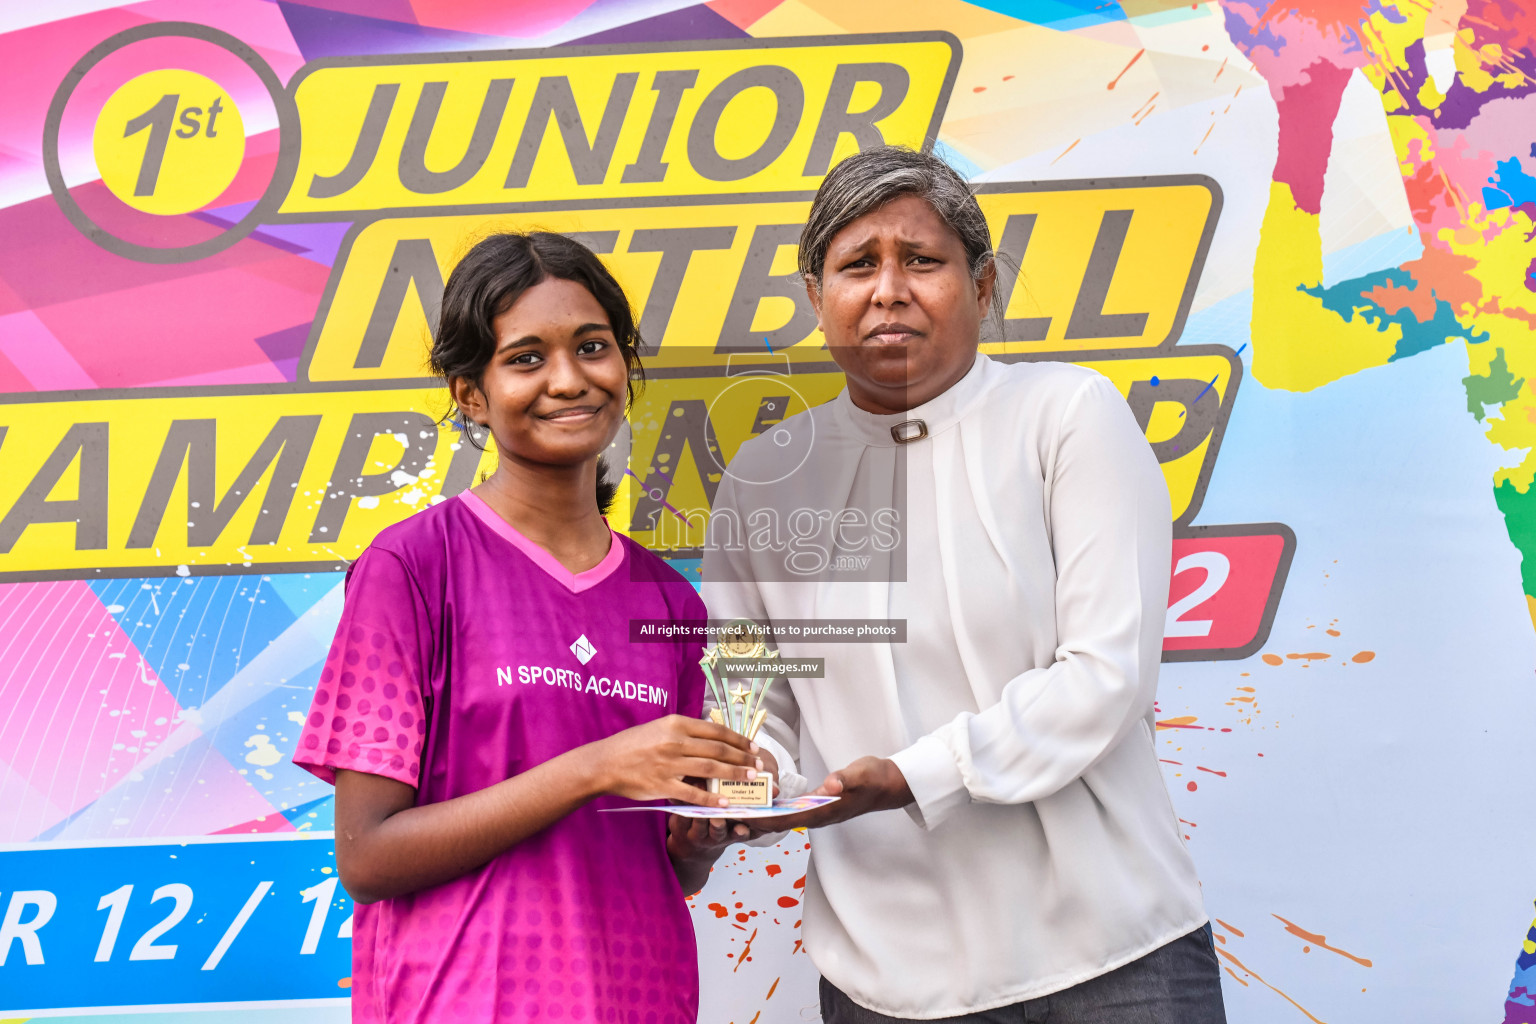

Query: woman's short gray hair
left=798, top=146, right=994, bottom=290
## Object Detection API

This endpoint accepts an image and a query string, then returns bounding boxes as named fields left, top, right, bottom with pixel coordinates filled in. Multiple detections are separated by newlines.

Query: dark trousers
left=820, top=924, right=1228, bottom=1024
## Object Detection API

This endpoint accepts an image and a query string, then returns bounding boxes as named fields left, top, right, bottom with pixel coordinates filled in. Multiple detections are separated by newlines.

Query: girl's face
left=452, top=276, right=629, bottom=469
left=809, top=194, right=993, bottom=415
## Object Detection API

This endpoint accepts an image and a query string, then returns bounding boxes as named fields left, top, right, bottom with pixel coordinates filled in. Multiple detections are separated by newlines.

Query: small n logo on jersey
left=570, top=634, right=596, bottom=665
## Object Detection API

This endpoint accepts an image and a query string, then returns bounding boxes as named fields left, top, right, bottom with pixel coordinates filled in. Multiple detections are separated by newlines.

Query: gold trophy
left=700, top=620, right=779, bottom=806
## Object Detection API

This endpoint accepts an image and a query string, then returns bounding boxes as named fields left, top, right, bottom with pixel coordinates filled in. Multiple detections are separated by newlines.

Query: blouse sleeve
left=701, top=471, right=807, bottom=799
left=889, top=373, right=1173, bottom=827
left=292, top=547, right=432, bottom=788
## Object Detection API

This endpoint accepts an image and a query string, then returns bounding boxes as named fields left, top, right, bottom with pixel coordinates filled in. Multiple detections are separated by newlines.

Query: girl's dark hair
left=432, top=231, right=644, bottom=515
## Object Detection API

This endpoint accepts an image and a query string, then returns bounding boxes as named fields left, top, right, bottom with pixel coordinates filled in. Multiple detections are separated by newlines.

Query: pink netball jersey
left=294, top=491, right=707, bottom=1024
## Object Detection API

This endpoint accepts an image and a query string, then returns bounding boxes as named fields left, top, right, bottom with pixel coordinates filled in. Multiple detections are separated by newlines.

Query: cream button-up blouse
left=701, top=353, right=1208, bottom=1018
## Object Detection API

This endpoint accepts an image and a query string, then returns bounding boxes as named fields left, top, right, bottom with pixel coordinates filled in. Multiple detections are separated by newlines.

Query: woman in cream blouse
left=701, top=147, right=1227, bottom=1022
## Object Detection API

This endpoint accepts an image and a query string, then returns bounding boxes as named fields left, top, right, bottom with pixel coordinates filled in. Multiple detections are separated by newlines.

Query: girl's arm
left=335, top=714, right=758, bottom=904
left=666, top=815, right=748, bottom=896
left=665, top=747, right=780, bottom=893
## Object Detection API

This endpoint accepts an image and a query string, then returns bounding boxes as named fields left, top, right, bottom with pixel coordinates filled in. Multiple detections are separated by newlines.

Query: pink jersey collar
left=457, top=490, right=625, bottom=593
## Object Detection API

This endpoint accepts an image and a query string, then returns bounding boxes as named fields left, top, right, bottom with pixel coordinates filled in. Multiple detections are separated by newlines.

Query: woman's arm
left=747, top=372, right=1173, bottom=835
left=335, top=714, right=759, bottom=904
left=887, top=372, right=1173, bottom=825
left=701, top=472, right=806, bottom=796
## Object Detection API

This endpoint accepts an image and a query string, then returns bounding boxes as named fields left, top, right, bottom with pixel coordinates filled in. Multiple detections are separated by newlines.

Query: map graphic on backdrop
left=0, top=2, right=1532, bottom=1022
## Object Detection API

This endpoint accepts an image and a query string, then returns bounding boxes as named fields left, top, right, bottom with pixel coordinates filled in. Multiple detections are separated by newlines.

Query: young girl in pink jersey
left=293, top=232, right=761, bottom=1023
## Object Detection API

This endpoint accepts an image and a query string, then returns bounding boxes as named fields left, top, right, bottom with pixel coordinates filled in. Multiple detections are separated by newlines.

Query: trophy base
left=708, top=774, right=774, bottom=807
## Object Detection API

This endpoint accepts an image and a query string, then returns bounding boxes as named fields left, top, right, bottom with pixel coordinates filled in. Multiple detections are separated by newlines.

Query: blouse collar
left=831, top=351, right=991, bottom=447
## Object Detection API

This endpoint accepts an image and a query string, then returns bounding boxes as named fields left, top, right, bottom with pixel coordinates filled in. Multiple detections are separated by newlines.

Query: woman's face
left=451, top=276, right=629, bottom=469
left=809, top=194, right=993, bottom=415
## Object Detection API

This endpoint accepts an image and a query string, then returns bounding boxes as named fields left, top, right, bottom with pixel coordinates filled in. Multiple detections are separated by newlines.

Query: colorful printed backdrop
left=0, top=1, right=1533, bottom=1022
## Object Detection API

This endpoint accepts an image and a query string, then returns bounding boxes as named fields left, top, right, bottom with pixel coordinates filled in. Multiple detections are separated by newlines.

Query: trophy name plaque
left=700, top=621, right=779, bottom=807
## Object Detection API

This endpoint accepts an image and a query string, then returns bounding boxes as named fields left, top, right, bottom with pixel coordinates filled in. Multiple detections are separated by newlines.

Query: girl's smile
left=453, top=276, right=630, bottom=472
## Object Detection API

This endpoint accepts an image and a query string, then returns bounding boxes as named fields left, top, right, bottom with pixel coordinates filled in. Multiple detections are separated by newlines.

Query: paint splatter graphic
left=1220, top=5, right=1536, bottom=988
left=686, top=836, right=813, bottom=1021
left=1506, top=905, right=1536, bottom=1023
left=1213, top=914, right=1373, bottom=1022
left=1217, top=0, right=1536, bottom=635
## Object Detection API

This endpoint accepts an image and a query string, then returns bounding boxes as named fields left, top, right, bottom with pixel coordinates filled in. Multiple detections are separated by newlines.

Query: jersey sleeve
left=293, top=547, right=432, bottom=788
